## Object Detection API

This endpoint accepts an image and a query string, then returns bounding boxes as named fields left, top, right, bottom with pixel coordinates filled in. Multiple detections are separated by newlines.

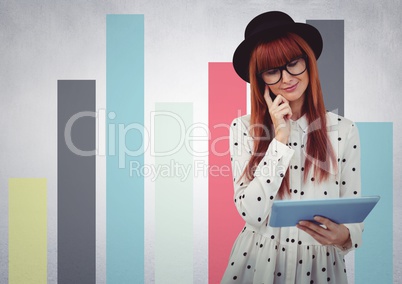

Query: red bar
left=208, top=62, right=247, bottom=283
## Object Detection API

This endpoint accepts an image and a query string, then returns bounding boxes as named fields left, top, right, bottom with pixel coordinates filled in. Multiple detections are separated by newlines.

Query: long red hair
left=243, top=32, right=337, bottom=198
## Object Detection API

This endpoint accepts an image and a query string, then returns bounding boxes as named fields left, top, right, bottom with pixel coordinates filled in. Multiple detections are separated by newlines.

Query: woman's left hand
left=297, top=216, right=351, bottom=247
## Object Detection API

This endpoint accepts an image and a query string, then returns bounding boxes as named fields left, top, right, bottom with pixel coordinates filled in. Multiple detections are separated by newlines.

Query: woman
left=221, top=11, right=363, bottom=284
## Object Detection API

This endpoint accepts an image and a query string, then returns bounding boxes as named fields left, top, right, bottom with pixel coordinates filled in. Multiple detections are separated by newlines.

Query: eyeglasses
left=258, top=55, right=308, bottom=85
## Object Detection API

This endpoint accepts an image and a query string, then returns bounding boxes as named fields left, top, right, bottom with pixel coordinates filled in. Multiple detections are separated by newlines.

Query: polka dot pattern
left=222, top=113, right=363, bottom=283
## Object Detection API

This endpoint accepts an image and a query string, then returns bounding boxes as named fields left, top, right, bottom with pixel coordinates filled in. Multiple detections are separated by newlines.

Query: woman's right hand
left=263, top=85, right=292, bottom=144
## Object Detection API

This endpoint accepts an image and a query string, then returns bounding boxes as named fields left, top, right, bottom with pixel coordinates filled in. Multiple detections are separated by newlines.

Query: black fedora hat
left=233, top=11, right=323, bottom=82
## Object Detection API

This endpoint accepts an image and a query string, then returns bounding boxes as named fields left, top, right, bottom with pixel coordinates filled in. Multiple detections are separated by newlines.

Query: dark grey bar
left=307, top=20, right=344, bottom=116
left=57, top=80, right=96, bottom=284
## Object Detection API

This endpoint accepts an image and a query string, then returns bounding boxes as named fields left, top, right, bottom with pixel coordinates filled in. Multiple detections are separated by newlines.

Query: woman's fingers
left=271, top=96, right=292, bottom=120
left=297, top=216, right=350, bottom=246
left=264, top=87, right=291, bottom=143
left=274, top=103, right=292, bottom=115
left=272, top=101, right=289, bottom=113
left=298, top=220, right=328, bottom=236
left=272, top=109, right=292, bottom=123
left=263, top=85, right=273, bottom=108
left=271, top=94, right=288, bottom=109
left=313, top=216, right=336, bottom=230
left=297, top=223, right=327, bottom=244
left=270, top=103, right=292, bottom=122
left=264, top=86, right=289, bottom=110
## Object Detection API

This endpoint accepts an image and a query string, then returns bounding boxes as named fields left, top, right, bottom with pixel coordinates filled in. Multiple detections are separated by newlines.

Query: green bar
left=9, top=178, right=47, bottom=284
left=155, top=103, right=193, bottom=283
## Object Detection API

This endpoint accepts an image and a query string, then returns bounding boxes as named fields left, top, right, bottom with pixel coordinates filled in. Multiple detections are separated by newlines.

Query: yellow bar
left=9, top=178, right=47, bottom=284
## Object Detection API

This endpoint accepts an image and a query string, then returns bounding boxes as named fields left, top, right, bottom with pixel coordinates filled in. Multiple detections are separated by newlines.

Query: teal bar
left=155, top=103, right=193, bottom=283
left=355, top=123, right=393, bottom=284
left=106, top=15, right=144, bottom=283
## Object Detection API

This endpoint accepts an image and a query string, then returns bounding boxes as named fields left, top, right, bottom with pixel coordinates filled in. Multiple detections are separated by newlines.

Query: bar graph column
left=355, top=123, right=393, bottom=284
left=154, top=103, right=193, bottom=283
left=9, top=178, right=47, bottom=284
left=208, top=63, right=246, bottom=283
left=58, top=80, right=96, bottom=284
left=307, top=20, right=344, bottom=115
left=106, top=15, right=144, bottom=283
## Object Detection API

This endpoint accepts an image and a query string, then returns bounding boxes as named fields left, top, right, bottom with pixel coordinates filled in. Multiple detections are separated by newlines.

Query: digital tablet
left=268, top=196, right=380, bottom=227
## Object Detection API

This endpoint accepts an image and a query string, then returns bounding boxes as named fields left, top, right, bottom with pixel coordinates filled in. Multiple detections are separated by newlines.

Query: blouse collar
left=290, top=113, right=308, bottom=132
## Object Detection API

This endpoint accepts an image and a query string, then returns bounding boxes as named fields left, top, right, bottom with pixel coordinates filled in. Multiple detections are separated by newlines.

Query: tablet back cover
left=269, top=196, right=380, bottom=227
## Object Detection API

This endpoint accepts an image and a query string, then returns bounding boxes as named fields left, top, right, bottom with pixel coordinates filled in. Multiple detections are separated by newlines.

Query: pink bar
left=208, top=62, right=247, bottom=283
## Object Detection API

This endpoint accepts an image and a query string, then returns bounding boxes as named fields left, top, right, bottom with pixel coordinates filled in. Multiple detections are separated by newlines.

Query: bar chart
left=4, top=14, right=394, bottom=284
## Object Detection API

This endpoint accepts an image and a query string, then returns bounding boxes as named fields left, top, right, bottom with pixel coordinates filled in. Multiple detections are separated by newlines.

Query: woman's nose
left=281, top=69, right=293, bottom=83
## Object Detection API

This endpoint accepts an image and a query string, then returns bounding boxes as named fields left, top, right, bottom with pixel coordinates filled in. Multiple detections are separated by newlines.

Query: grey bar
left=307, top=20, right=344, bottom=116
left=58, top=80, right=96, bottom=284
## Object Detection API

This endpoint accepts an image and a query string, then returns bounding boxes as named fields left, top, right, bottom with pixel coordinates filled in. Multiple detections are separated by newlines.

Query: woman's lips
left=283, top=82, right=298, bottom=92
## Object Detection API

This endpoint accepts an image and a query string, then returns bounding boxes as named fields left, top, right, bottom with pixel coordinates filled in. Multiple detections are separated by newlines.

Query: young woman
left=221, top=11, right=363, bottom=284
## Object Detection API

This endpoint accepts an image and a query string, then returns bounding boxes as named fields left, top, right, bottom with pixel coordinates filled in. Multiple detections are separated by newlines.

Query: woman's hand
left=297, top=216, right=351, bottom=248
left=263, top=85, right=292, bottom=144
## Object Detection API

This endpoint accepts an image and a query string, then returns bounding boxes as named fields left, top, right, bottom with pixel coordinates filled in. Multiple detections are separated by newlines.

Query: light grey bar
left=57, top=80, right=96, bottom=284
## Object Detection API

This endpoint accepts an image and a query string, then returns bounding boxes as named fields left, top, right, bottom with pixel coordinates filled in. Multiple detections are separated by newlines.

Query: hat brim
left=233, top=23, right=323, bottom=82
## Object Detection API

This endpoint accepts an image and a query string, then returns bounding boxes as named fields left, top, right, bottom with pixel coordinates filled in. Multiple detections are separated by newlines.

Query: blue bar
left=355, top=123, right=393, bottom=284
left=106, top=15, right=144, bottom=283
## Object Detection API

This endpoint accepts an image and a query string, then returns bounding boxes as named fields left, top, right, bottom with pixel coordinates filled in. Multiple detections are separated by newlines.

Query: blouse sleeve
left=229, top=117, right=295, bottom=227
left=336, top=122, right=364, bottom=255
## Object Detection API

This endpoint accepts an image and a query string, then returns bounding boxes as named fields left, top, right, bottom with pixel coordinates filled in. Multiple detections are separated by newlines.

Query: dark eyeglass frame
left=258, top=54, right=308, bottom=85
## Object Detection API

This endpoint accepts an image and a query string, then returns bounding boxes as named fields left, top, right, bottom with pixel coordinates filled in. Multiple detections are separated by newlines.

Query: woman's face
left=267, top=68, right=309, bottom=104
